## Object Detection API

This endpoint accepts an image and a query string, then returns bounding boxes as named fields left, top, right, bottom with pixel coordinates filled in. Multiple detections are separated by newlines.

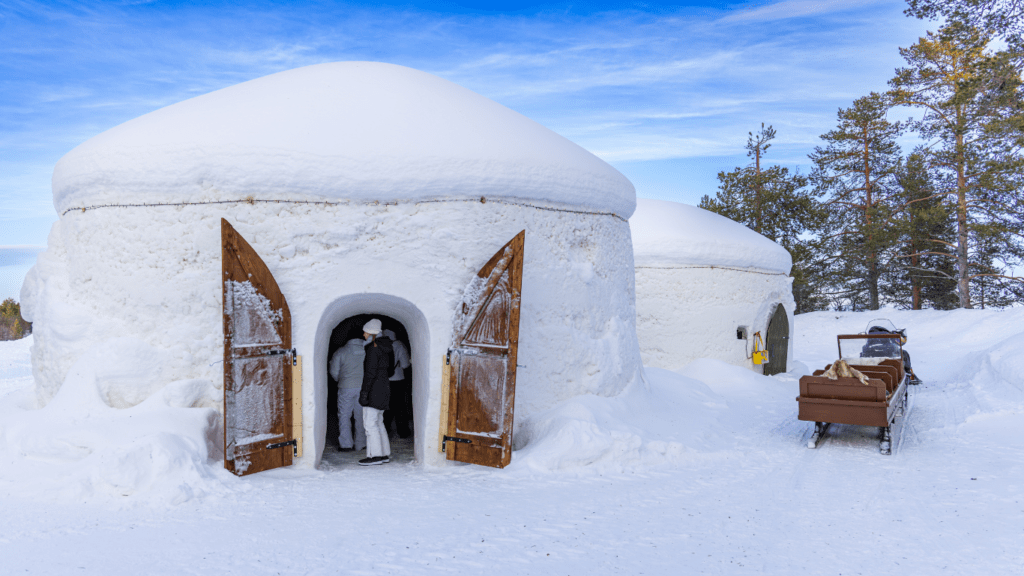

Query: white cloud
left=0, top=0, right=936, bottom=244
left=720, top=0, right=887, bottom=23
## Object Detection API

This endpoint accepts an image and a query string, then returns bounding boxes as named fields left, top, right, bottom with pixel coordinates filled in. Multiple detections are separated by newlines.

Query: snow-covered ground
left=1, top=308, right=1022, bottom=574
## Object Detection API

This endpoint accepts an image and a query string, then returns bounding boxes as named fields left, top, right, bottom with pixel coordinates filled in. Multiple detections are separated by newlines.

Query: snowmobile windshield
left=851, top=330, right=902, bottom=359
left=860, top=337, right=901, bottom=359
left=865, top=318, right=899, bottom=333
left=837, top=330, right=904, bottom=360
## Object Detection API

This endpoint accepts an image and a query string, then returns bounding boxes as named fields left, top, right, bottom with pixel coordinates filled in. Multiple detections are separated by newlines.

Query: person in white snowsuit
left=382, top=329, right=412, bottom=438
left=330, top=338, right=367, bottom=451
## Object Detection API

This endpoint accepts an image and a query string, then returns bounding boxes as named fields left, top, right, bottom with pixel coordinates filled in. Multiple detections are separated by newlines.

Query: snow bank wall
left=21, top=200, right=642, bottom=467
left=634, top=266, right=794, bottom=372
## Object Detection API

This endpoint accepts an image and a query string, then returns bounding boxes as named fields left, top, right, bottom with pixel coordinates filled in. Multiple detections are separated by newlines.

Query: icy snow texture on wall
left=630, top=199, right=794, bottom=372
left=51, top=62, right=635, bottom=218
left=635, top=267, right=794, bottom=372
left=21, top=201, right=643, bottom=466
left=630, top=199, right=791, bottom=273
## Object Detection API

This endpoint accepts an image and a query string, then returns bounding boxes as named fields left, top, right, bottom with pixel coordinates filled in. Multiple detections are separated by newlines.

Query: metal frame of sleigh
left=796, top=330, right=913, bottom=455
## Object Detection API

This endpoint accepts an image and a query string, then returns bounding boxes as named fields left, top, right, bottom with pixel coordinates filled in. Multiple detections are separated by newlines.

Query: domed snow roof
left=53, top=62, right=635, bottom=217
left=630, top=199, right=792, bottom=274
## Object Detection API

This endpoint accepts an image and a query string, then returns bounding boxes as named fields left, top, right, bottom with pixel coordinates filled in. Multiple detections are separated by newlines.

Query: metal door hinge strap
left=267, top=439, right=298, bottom=456
left=441, top=435, right=471, bottom=452
left=260, top=348, right=298, bottom=364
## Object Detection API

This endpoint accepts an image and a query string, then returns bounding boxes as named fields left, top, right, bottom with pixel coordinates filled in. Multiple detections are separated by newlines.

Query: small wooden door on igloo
left=442, top=230, right=524, bottom=469
left=221, top=218, right=296, bottom=476
left=763, top=304, right=789, bottom=376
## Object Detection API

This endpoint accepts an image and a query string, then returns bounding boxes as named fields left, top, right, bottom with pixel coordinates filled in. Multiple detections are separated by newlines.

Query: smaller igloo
left=21, top=62, right=644, bottom=475
left=629, top=199, right=795, bottom=374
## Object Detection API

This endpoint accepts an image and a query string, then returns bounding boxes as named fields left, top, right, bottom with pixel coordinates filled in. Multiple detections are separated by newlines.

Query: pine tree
left=884, top=152, right=959, bottom=309
left=0, top=298, right=30, bottom=341
left=970, top=223, right=1024, bottom=308
left=905, top=0, right=1024, bottom=44
left=699, top=124, right=824, bottom=312
left=788, top=240, right=830, bottom=313
left=889, top=22, right=1024, bottom=307
left=809, top=93, right=903, bottom=311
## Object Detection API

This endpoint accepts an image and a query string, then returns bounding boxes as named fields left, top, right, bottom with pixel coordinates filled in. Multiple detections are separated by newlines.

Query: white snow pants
left=362, top=406, right=390, bottom=458
left=337, top=388, right=366, bottom=450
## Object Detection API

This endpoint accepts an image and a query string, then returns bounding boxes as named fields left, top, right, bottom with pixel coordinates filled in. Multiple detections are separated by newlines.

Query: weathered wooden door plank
left=222, top=218, right=295, bottom=477
left=444, top=231, right=524, bottom=469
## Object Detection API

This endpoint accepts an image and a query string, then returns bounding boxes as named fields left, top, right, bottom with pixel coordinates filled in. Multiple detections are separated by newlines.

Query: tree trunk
left=754, top=148, right=763, bottom=234
left=864, top=128, right=879, bottom=310
left=911, top=251, right=921, bottom=310
left=955, top=133, right=972, bottom=309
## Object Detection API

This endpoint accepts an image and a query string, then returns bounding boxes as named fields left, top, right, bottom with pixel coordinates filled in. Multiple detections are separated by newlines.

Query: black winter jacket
left=359, top=336, right=394, bottom=411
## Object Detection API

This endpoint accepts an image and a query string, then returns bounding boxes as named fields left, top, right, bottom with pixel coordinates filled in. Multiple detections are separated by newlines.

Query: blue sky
left=0, top=0, right=933, bottom=299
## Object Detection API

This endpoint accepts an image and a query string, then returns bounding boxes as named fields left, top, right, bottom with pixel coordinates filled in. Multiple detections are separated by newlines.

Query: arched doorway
left=323, top=313, right=414, bottom=465
left=763, top=304, right=789, bottom=376
left=311, top=293, right=431, bottom=468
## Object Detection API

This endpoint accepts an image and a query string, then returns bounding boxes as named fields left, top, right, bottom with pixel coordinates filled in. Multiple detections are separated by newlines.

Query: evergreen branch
left=968, top=273, right=1024, bottom=281
left=894, top=251, right=957, bottom=259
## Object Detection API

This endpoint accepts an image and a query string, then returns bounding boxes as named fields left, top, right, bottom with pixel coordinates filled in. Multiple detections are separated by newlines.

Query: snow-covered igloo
left=21, top=62, right=643, bottom=472
left=629, top=199, right=795, bottom=374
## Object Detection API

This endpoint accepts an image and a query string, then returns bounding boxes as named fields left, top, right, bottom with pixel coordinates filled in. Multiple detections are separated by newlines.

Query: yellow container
left=752, top=332, right=769, bottom=365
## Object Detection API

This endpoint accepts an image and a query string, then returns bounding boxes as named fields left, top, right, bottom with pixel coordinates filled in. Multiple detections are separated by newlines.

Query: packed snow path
left=1, top=309, right=1021, bottom=574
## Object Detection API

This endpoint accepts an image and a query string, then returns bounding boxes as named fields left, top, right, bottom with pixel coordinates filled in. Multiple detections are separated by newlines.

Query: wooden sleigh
left=797, top=334, right=910, bottom=455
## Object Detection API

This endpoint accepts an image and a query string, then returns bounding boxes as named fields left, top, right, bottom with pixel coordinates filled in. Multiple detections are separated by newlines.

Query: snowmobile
left=795, top=321, right=915, bottom=455
left=859, top=319, right=922, bottom=385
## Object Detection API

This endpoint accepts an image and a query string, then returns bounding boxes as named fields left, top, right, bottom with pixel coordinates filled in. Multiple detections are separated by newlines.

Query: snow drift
left=513, top=362, right=796, bottom=473
left=0, top=339, right=228, bottom=505
left=2, top=307, right=1023, bottom=504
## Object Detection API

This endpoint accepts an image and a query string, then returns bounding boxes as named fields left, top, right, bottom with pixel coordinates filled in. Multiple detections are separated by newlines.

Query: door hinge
left=263, top=348, right=298, bottom=364
left=441, top=435, right=471, bottom=452
left=267, top=438, right=298, bottom=456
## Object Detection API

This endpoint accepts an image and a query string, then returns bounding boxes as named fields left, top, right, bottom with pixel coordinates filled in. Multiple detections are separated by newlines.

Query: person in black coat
left=359, top=318, right=394, bottom=466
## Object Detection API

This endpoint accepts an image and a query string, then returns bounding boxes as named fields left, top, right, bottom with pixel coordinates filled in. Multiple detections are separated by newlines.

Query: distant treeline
left=0, top=299, right=31, bottom=341
left=700, top=0, right=1024, bottom=313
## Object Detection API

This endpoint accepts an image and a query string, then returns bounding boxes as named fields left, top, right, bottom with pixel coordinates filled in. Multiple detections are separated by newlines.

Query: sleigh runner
left=797, top=332, right=911, bottom=455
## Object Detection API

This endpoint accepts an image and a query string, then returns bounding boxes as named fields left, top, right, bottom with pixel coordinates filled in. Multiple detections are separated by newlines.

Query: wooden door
left=764, top=304, right=789, bottom=376
left=221, top=218, right=295, bottom=476
left=443, top=231, right=525, bottom=468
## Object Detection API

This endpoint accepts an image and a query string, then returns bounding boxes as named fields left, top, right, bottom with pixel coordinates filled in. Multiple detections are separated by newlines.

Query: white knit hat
left=362, top=318, right=383, bottom=335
